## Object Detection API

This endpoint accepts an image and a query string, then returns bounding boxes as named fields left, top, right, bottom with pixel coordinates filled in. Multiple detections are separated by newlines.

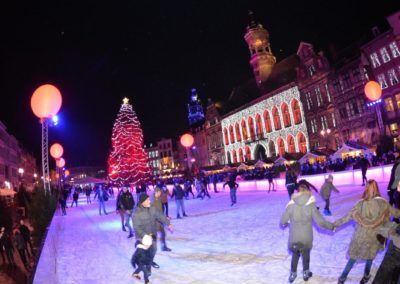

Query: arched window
left=268, top=140, right=276, bottom=157
left=241, top=120, right=248, bottom=140
left=235, top=123, right=241, bottom=142
left=232, top=149, right=237, bottom=163
left=229, top=125, right=235, bottom=144
left=287, top=135, right=295, bottom=153
left=263, top=110, right=272, bottom=133
left=226, top=151, right=231, bottom=164
left=272, top=106, right=281, bottom=130
left=248, top=116, right=255, bottom=141
left=277, top=137, right=285, bottom=156
left=297, top=132, right=307, bottom=153
left=239, top=148, right=244, bottom=162
left=281, top=103, right=291, bottom=128
left=291, top=99, right=302, bottom=124
left=255, top=113, right=263, bottom=138
left=245, top=146, right=251, bottom=161
left=223, top=128, right=229, bottom=145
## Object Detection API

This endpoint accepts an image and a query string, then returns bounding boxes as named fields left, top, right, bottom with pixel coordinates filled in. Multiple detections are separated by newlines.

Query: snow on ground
left=34, top=180, right=392, bottom=284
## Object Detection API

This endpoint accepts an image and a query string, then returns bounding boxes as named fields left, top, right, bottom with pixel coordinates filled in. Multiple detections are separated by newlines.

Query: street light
left=18, top=168, right=24, bottom=183
left=320, top=128, right=331, bottom=150
left=180, top=133, right=194, bottom=172
left=364, top=80, right=384, bottom=135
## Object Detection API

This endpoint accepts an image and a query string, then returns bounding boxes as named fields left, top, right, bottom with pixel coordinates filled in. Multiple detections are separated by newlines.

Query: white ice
left=34, top=167, right=394, bottom=284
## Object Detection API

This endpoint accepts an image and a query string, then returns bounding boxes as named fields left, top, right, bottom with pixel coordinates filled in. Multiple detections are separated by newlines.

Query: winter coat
left=119, top=191, right=135, bottom=211
left=152, top=196, right=165, bottom=231
left=133, top=205, right=170, bottom=239
left=285, top=172, right=297, bottom=186
left=160, top=187, right=170, bottom=204
left=131, top=243, right=152, bottom=268
left=280, top=191, right=333, bottom=250
left=320, top=180, right=339, bottom=200
left=334, top=197, right=400, bottom=260
left=171, top=185, right=185, bottom=200
left=19, top=225, right=30, bottom=242
left=223, top=180, right=238, bottom=190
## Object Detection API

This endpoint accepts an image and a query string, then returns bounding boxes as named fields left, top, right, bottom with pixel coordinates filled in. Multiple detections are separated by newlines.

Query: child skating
left=131, top=234, right=153, bottom=284
left=319, top=174, right=339, bottom=216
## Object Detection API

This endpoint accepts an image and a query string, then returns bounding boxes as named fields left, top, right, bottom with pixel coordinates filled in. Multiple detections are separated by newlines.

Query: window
left=377, top=74, right=388, bottom=89
left=229, top=125, right=235, bottom=143
left=325, top=84, right=332, bottom=103
left=339, top=108, right=348, bottom=119
left=310, top=119, right=317, bottom=133
left=342, top=73, right=352, bottom=89
left=389, top=41, right=400, bottom=58
left=321, top=115, right=328, bottom=130
left=335, top=137, right=340, bottom=150
left=385, top=98, right=394, bottom=112
left=235, top=123, right=241, bottom=142
left=281, top=103, right=291, bottom=128
left=388, top=69, right=399, bottom=85
left=363, top=68, right=369, bottom=80
left=291, top=100, right=302, bottom=124
left=396, top=94, right=400, bottom=110
left=287, top=135, right=295, bottom=153
left=248, top=117, right=256, bottom=140
left=380, top=47, right=391, bottom=63
left=255, top=114, right=263, bottom=137
left=332, top=80, right=341, bottom=93
left=223, top=128, right=229, bottom=145
left=352, top=67, right=361, bottom=83
left=370, top=52, right=381, bottom=68
left=315, top=87, right=323, bottom=106
left=331, top=112, right=337, bottom=127
left=263, top=110, right=272, bottom=132
left=305, top=92, right=313, bottom=110
left=308, top=65, right=316, bottom=77
left=241, top=120, right=248, bottom=140
left=272, top=106, right=281, bottom=130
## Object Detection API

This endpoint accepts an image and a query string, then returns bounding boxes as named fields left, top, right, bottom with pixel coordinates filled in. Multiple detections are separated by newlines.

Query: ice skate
left=132, top=273, right=141, bottom=280
left=303, top=270, right=312, bottom=281
left=359, top=274, right=371, bottom=284
left=289, top=272, right=297, bottom=283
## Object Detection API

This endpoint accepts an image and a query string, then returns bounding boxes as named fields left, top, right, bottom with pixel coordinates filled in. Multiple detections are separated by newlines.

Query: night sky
left=0, top=1, right=398, bottom=167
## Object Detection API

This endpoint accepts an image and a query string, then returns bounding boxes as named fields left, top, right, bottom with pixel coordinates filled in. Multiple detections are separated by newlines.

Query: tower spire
left=247, top=10, right=258, bottom=29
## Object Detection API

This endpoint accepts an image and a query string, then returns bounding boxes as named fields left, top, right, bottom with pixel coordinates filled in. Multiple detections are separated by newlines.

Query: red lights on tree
left=108, top=97, right=151, bottom=185
left=364, top=80, right=382, bottom=101
left=50, top=143, right=64, bottom=159
left=180, top=133, right=194, bottom=148
left=31, top=84, right=62, bottom=119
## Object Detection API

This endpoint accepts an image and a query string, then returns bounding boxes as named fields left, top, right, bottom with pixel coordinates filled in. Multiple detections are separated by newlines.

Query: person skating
left=223, top=179, right=239, bottom=206
left=71, top=189, right=79, bottom=207
left=133, top=193, right=173, bottom=270
left=153, top=188, right=172, bottom=251
left=184, top=179, right=195, bottom=199
left=131, top=234, right=153, bottom=284
left=334, top=180, right=400, bottom=284
left=85, top=186, right=92, bottom=204
left=280, top=184, right=334, bottom=283
left=58, top=192, right=67, bottom=216
left=285, top=167, right=297, bottom=199
left=266, top=169, right=275, bottom=192
left=359, top=155, right=371, bottom=186
left=116, top=190, right=126, bottom=232
left=14, top=229, right=29, bottom=270
left=212, top=174, right=219, bottom=193
left=171, top=182, right=188, bottom=219
left=94, top=184, right=109, bottom=216
left=118, top=186, right=135, bottom=238
left=319, top=174, right=339, bottom=216
left=0, top=228, right=16, bottom=266
left=19, top=219, right=33, bottom=257
left=387, top=151, right=400, bottom=209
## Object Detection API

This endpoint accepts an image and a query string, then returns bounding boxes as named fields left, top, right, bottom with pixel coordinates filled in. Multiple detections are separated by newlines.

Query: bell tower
left=244, top=11, right=276, bottom=85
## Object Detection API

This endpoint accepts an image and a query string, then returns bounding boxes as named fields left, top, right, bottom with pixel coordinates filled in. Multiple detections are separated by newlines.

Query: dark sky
left=0, top=1, right=398, bottom=167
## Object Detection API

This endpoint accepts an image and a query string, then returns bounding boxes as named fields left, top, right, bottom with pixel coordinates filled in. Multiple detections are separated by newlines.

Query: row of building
left=145, top=10, right=400, bottom=176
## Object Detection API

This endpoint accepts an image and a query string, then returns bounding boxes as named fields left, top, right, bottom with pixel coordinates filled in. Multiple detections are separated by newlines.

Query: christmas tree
left=108, top=97, right=151, bottom=185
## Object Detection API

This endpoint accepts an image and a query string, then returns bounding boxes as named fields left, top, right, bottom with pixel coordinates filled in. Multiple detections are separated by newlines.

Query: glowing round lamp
left=364, top=81, right=382, bottom=101
left=64, top=170, right=70, bottom=177
left=180, top=133, right=194, bottom=148
left=57, top=158, right=65, bottom=168
left=31, top=84, right=62, bottom=118
left=50, top=143, right=64, bottom=159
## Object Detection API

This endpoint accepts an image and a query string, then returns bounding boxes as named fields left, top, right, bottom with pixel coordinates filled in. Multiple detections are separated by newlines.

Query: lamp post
left=320, top=128, right=331, bottom=150
left=50, top=143, right=64, bottom=191
left=180, top=133, right=194, bottom=173
left=18, top=168, right=24, bottom=183
left=364, top=80, right=384, bottom=135
left=31, top=84, right=62, bottom=193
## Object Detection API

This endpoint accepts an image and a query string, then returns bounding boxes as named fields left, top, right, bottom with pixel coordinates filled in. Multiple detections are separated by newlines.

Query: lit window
left=305, top=92, right=313, bottom=110
left=331, top=112, right=336, bottom=127
left=325, top=84, right=332, bottom=102
left=389, top=41, right=400, bottom=58
left=370, top=52, right=381, bottom=68
left=388, top=69, right=399, bottom=85
left=395, top=94, right=400, bottom=110
left=310, top=119, right=317, bottom=133
left=315, top=87, right=322, bottom=106
left=363, top=68, right=369, bottom=80
left=308, top=65, right=316, bottom=77
left=385, top=98, right=394, bottom=112
left=380, top=47, right=391, bottom=63
left=377, top=74, right=388, bottom=89
left=320, top=115, right=328, bottom=129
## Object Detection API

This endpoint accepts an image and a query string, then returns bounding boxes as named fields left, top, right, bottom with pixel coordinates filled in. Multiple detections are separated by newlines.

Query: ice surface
left=34, top=167, right=393, bottom=284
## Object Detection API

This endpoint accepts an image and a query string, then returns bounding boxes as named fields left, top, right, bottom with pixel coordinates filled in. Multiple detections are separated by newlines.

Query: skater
left=223, top=178, right=239, bottom=206
left=71, top=189, right=79, bottom=207
left=285, top=167, right=297, bottom=199
left=334, top=180, right=400, bottom=284
left=95, top=184, right=109, bottom=216
left=387, top=151, right=400, bottom=207
left=171, top=181, right=188, bottom=219
left=153, top=188, right=172, bottom=251
left=131, top=234, right=153, bottom=284
left=116, top=189, right=126, bottom=232
left=0, top=228, right=15, bottom=266
left=118, top=186, right=135, bottom=238
left=266, top=168, right=275, bottom=192
left=184, top=179, right=195, bottom=199
left=58, top=192, right=67, bottom=216
left=319, top=174, right=339, bottom=216
left=160, top=183, right=171, bottom=217
left=372, top=221, right=400, bottom=284
left=14, top=229, right=29, bottom=269
left=194, top=177, right=203, bottom=199
left=359, top=155, right=371, bottom=186
left=280, top=184, right=334, bottom=283
left=212, top=174, right=219, bottom=193
left=85, top=186, right=92, bottom=204
left=19, top=219, right=33, bottom=257
left=133, top=193, right=173, bottom=270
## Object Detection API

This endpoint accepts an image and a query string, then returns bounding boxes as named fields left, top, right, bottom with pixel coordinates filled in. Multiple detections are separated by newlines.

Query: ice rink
left=33, top=176, right=393, bottom=284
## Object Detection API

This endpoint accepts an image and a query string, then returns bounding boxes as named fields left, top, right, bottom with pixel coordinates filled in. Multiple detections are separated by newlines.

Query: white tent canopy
left=332, top=144, right=372, bottom=160
left=298, top=152, right=322, bottom=164
left=274, top=157, right=287, bottom=166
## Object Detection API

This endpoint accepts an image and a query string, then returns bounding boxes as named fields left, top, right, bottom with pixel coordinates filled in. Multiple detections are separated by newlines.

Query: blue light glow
left=52, top=115, right=59, bottom=125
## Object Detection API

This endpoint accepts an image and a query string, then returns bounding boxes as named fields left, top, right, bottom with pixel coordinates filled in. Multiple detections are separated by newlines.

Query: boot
left=289, top=272, right=297, bottom=283
left=338, top=277, right=346, bottom=284
left=359, top=274, right=371, bottom=284
left=132, top=273, right=141, bottom=280
left=176, top=215, right=182, bottom=219
left=162, top=246, right=172, bottom=251
left=303, top=270, right=312, bottom=281
left=183, top=213, right=188, bottom=217
left=122, top=225, right=126, bottom=232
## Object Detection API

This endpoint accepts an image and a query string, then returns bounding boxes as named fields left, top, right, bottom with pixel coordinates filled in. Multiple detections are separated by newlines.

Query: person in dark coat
left=171, top=182, right=188, bottom=219
left=58, top=192, right=67, bottom=216
left=285, top=167, right=297, bottom=199
left=131, top=234, right=153, bottom=284
left=133, top=193, right=173, bottom=269
left=212, top=174, right=219, bottom=193
left=71, top=189, right=79, bottom=207
left=223, top=179, right=239, bottom=206
left=372, top=221, right=400, bottom=284
left=116, top=190, right=126, bottom=232
left=118, top=187, right=135, bottom=238
left=85, top=186, right=92, bottom=204
left=281, top=184, right=334, bottom=283
left=388, top=152, right=400, bottom=208
left=0, top=228, right=16, bottom=266
left=19, top=219, right=33, bottom=257
left=14, top=229, right=29, bottom=269
left=153, top=188, right=171, bottom=251
left=359, top=155, right=371, bottom=186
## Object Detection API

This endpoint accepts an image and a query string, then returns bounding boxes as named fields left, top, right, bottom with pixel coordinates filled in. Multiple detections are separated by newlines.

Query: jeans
left=291, top=248, right=310, bottom=272
left=162, top=202, right=169, bottom=217
left=230, top=188, right=237, bottom=204
left=362, top=169, right=367, bottom=184
left=124, top=210, right=133, bottom=234
left=324, top=199, right=330, bottom=211
left=99, top=200, right=107, bottom=215
left=71, top=200, right=78, bottom=207
left=339, top=258, right=373, bottom=280
left=176, top=199, right=185, bottom=216
left=86, top=195, right=91, bottom=204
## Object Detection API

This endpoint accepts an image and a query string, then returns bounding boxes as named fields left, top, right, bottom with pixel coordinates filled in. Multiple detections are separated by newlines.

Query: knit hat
left=139, top=193, right=149, bottom=204
left=142, top=234, right=153, bottom=246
